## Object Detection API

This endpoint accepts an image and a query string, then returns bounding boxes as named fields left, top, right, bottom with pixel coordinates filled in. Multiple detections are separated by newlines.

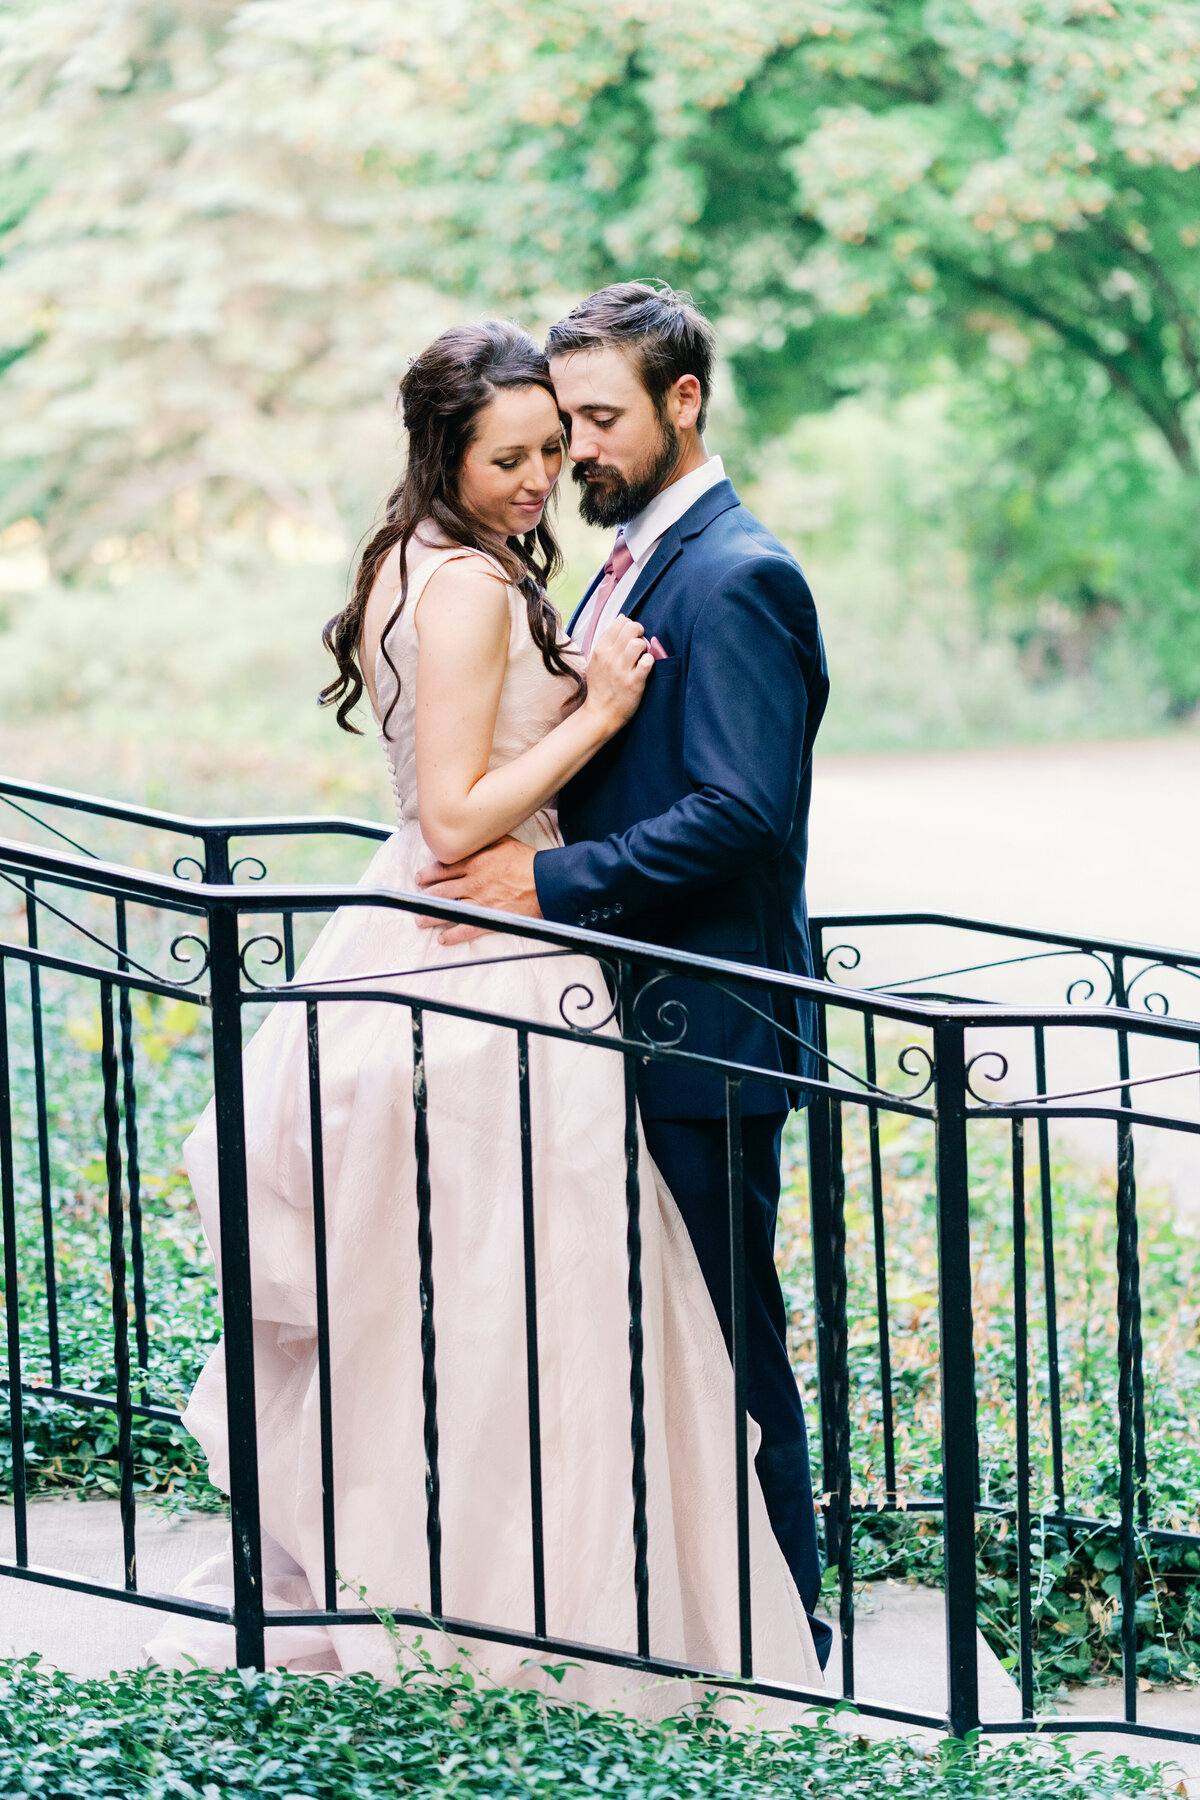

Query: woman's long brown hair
left=321, top=320, right=579, bottom=734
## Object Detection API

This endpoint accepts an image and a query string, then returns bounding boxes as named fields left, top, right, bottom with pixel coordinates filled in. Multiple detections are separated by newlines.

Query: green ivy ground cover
left=0, top=1655, right=1178, bottom=1799
left=4, top=980, right=1200, bottom=1709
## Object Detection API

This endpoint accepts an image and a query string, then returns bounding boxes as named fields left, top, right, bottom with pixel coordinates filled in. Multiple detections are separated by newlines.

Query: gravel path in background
left=809, top=732, right=1200, bottom=952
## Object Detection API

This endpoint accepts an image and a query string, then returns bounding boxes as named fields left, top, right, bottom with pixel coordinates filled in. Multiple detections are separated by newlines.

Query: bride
left=147, top=321, right=823, bottom=1709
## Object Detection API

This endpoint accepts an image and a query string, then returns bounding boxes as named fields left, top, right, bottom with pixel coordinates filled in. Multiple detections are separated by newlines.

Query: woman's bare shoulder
left=415, top=550, right=512, bottom=630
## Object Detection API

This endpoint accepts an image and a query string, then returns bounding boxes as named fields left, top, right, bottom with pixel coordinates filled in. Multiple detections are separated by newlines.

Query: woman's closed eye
left=496, top=441, right=563, bottom=472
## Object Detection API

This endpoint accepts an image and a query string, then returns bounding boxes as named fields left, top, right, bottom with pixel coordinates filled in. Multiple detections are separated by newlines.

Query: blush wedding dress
left=146, top=542, right=823, bottom=1712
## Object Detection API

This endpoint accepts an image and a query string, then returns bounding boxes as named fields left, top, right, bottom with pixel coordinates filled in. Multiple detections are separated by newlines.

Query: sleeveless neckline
left=364, top=543, right=584, bottom=833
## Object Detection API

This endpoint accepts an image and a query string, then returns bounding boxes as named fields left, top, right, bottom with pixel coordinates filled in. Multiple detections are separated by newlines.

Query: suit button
left=601, top=907, right=611, bottom=920
left=589, top=909, right=599, bottom=922
left=613, top=904, right=623, bottom=915
left=577, top=915, right=587, bottom=926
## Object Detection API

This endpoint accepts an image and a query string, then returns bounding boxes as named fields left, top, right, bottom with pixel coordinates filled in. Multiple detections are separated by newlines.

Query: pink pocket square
left=648, top=636, right=668, bottom=660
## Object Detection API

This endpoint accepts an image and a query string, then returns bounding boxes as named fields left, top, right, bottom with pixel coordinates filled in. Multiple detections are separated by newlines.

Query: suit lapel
left=619, top=478, right=741, bottom=622
left=570, top=477, right=743, bottom=631
left=618, top=528, right=684, bottom=622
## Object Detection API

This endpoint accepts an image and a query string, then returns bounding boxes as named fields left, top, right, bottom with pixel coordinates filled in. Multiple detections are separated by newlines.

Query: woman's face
left=458, top=384, right=564, bottom=538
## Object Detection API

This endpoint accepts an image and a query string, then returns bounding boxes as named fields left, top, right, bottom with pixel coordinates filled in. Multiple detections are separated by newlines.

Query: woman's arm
left=413, top=559, right=651, bottom=865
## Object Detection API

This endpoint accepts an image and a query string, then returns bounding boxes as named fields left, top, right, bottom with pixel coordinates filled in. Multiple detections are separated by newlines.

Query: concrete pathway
left=809, top=735, right=1200, bottom=1213
left=5, top=1500, right=1198, bottom=1791
left=0, top=1498, right=227, bottom=1679
left=808, top=733, right=1200, bottom=952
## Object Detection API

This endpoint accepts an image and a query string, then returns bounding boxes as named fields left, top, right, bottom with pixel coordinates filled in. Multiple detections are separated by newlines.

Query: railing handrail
left=0, top=774, right=391, bottom=847
left=4, top=789, right=1200, bottom=1741
left=5, top=832, right=1200, bottom=1052
left=7, top=838, right=1200, bottom=1072
left=5, top=774, right=1199, bottom=974
left=813, top=908, right=1200, bottom=973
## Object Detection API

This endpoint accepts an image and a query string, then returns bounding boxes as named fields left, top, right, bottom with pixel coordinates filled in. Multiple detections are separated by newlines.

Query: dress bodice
left=370, top=547, right=584, bottom=845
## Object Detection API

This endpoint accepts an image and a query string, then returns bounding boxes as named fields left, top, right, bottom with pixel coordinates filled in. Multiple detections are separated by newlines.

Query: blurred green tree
left=2, top=1, right=1198, bottom=700
left=411, top=0, right=1200, bottom=704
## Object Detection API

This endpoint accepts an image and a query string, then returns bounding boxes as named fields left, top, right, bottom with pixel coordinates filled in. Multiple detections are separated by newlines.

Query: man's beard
left=572, top=417, right=681, bottom=529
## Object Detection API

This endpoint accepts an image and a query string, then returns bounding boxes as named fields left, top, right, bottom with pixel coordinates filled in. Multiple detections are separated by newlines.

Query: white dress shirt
left=572, top=455, right=726, bottom=648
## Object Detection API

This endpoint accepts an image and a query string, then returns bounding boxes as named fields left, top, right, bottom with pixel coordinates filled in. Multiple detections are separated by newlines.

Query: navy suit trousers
left=641, top=1113, right=832, bottom=1669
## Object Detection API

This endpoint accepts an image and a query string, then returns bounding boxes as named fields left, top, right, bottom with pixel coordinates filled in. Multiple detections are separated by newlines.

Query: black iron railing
left=3, top=777, right=1200, bottom=1746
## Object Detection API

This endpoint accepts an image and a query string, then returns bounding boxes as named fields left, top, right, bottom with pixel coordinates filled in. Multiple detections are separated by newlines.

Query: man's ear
left=670, top=373, right=703, bottom=432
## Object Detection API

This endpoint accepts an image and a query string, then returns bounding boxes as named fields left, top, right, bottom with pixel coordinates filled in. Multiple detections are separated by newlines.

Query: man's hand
left=415, top=836, right=542, bottom=946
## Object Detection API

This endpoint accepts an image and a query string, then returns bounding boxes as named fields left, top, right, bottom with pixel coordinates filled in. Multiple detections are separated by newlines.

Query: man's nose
left=566, top=424, right=596, bottom=462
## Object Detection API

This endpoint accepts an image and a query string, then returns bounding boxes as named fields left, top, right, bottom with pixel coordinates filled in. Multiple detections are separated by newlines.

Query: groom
left=417, top=281, right=831, bottom=1665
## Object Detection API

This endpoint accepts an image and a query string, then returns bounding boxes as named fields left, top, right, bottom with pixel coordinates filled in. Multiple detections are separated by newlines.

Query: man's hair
left=546, top=281, right=717, bottom=431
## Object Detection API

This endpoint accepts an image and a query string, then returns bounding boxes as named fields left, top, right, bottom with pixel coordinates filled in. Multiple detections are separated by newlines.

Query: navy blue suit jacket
left=534, top=478, right=829, bottom=1119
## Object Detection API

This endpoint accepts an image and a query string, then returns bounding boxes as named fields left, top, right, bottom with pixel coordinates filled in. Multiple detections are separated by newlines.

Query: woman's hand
left=583, top=617, right=654, bottom=734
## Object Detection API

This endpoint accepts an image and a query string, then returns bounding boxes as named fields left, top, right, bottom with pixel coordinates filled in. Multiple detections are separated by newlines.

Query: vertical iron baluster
left=100, top=982, right=136, bottom=1589
left=1033, top=1027, right=1065, bottom=1515
left=933, top=1021, right=980, bottom=1738
left=411, top=1007, right=442, bottom=1616
left=619, top=968, right=650, bottom=1659
left=516, top=1031, right=547, bottom=1639
left=305, top=1002, right=338, bottom=1612
left=807, top=995, right=840, bottom=1567
left=828, top=1097, right=854, bottom=1696
left=208, top=903, right=265, bottom=1669
left=283, top=914, right=296, bottom=983
left=1115, top=1115, right=1141, bottom=1724
left=0, top=960, right=28, bottom=1564
left=1113, top=964, right=1149, bottom=1546
left=1011, top=1119, right=1034, bottom=1719
left=725, top=1077, right=752, bottom=1677
left=863, top=1015, right=896, bottom=1502
left=24, top=883, right=60, bottom=1387
left=114, top=901, right=149, bottom=1397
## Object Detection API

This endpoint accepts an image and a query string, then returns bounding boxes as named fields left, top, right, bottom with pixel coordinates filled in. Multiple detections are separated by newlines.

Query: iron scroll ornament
left=823, top=937, right=1119, bottom=1010
left=630, top=972, right=691, bottom=1051
left=557, top=957, right=621, bottom=1034
left=231, top=855, right=268, bottom=884
left=0, top=868, right=211, bottom=992
left=965, top=1049, right=1011, bottom=1105
left=821, top=943, right=862, bottom=981
left=173, top=852, right=266, bottom=884
left=239, top=933, right=287, bottom=988
left=1123, top=959, right=1200, bottom=1019
left=167, top=933, right=212, bottom=989
left=629, top=965, right=937, bottom=1104
left=1063, top=950, right=1117, bottom=1007
left=965, top=1045, right=1200, bottom=1111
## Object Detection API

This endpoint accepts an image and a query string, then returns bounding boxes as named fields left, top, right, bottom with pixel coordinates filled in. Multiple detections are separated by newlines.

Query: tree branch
left=932, top=253, right=1197, bottom=475
left=1095, top=218, right=1200, bottom=402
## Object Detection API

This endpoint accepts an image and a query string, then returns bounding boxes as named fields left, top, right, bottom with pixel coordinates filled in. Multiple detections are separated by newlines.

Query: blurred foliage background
left=1, top=0, right=1198, bottom=818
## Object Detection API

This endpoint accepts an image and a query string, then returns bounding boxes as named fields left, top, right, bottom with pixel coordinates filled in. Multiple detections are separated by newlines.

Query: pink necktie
left=579, top=532, right=634, bottom=656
